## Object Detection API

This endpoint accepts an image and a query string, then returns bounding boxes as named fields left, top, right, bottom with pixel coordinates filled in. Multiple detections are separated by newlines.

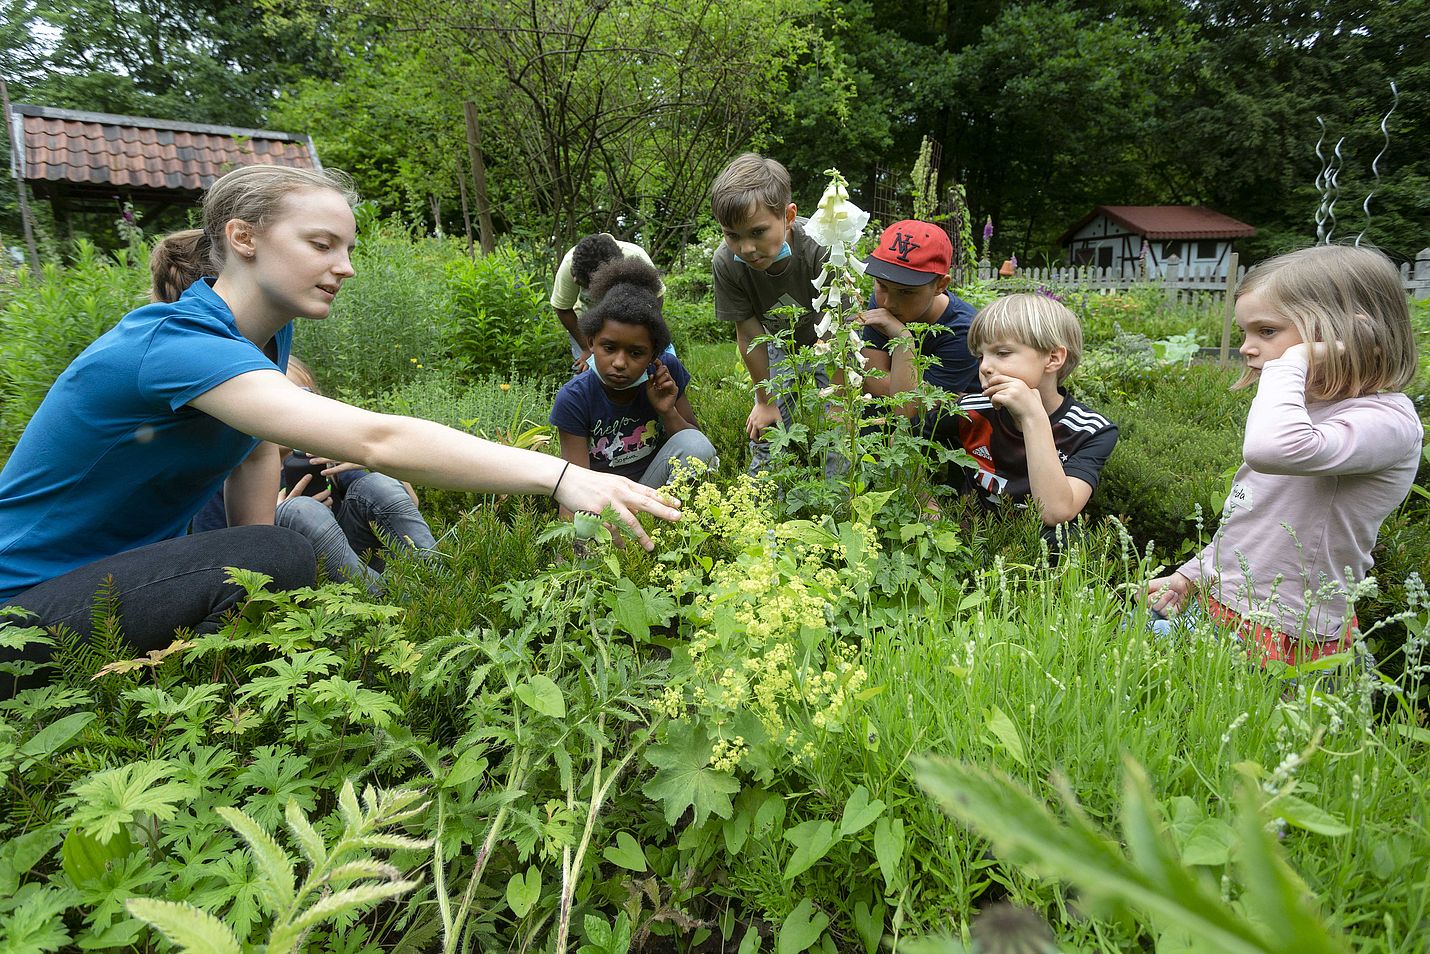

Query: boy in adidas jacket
left=926, top=293, right=1117, bottom=527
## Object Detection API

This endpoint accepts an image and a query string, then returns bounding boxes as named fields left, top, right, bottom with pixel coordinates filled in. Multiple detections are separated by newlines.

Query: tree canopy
left=2, top=0, right=1425, bottom=264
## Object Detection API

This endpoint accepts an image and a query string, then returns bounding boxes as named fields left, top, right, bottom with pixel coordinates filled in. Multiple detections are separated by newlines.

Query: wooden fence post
left=1163, top=255, right=1181, bottom=305
left=1416, top=249, right=1430, bottom=301
left=1219, top=252, right=1239, bottom=368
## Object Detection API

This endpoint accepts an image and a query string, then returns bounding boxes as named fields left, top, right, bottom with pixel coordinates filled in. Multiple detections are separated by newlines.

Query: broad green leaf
left=443, top=749, right=489, bottom=789
left=514, top=675, right=566, bottom=718
left=1181, top=819, right=1235, bottom=867
left=778, top=897, right=830, bottom=954
left=643, top=723, right=741, bottom=826
left=982, top=705, right=1027, bottom=767
left=602, top=831, right=648, bottom=872
left=852, top=899, right=884, bottom=954
left=752, top=791, right=786, bottom=836
left=738, top=926, right=763, bottom=954
left=1272, top=795, right=1350, bottom=837
left=783, top=820, right=838, bottom=880
left=839, top=786, right=885, bottom=838
left=126, top=898, right=242, bottom=954
left=75, top=918, right=145, bottom=949
left=61, top=826, right=135, bottom=887
left=215, top=806, right=297, bottom=913
left=19, top=712, right=95, bottom=760
left=506, top=866, right=542, bottom=918
left=0, top=827, right=62, bottom=896
left=873, top=816, right=904, bottom=889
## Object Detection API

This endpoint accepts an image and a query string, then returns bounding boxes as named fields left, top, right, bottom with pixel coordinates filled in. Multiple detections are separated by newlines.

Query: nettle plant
left=756, top=170, right=967, bottom=521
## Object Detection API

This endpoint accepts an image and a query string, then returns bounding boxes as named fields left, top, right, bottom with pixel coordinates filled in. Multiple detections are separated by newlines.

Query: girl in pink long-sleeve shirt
left=1145, top=245, right=1423, bottom=666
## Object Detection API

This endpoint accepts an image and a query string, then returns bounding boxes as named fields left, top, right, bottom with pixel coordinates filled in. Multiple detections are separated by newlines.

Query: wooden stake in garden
left=1, top=77, right=43, bottom=276
left=1219, top=251, right=1239, bottom=368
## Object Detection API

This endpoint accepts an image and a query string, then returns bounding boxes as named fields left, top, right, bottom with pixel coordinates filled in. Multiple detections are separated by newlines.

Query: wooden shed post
left=1, top=78, right=43, bottom=276
left=1219, top=251, right=1240, bottom=368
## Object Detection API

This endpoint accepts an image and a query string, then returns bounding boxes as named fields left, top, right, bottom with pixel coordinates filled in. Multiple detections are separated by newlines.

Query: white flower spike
left=805, top=177, right=871, bottom=250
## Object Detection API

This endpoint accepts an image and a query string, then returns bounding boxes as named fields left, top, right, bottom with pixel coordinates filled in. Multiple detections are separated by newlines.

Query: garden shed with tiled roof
left=7, top=103, right=321, bottom=233
left=1059, top=205, right=1255, bottom=279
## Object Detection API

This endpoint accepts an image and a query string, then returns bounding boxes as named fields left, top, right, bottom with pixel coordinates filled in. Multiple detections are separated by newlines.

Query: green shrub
left=665, top=298, right=726, bottom=348
left=294, top=222, right=465, bottom=396
left=362, top=369, right=559, bottom=525
left=1080, top=360, right=1249, bottom=554
left=0, top=242, right=149, bottom=461
left=445, top=247, right=570, bottom=381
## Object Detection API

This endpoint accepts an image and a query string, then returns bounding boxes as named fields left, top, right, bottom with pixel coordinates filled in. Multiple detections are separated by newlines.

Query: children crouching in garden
left=549, top=258, right=717, bottom=512
left=0, top=164, right=680, bottom=700
left=1144, top=244, right=1423, bottom=666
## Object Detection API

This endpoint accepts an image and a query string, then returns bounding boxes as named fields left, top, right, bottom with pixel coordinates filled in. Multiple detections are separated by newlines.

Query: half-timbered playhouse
left=7, top=103, right=321, bottom=238
left=1059, top=205, right=1255, bottom=279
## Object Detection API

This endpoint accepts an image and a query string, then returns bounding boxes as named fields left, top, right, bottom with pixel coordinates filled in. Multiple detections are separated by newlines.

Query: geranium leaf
left=643, top=722, right=741, bottom=827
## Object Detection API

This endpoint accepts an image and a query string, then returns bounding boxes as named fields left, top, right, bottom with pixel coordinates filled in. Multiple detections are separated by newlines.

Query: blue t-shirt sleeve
left=662, top=354, right=692, bottom=396
left=550, top=376, right=594, bottom=435
left=139, top=311, right=286, bottom=412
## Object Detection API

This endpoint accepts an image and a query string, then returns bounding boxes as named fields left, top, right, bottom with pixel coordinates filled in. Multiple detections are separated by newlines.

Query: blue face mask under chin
left=586, top=353, right=650, bottom=390
left=734, top=241, right=792, bottom=267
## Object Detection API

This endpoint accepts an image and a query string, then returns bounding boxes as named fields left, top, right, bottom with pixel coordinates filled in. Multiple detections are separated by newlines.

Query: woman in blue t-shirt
left=549, top=259, right=716, bottom=515
left=0, top=165, right=680, bottom=698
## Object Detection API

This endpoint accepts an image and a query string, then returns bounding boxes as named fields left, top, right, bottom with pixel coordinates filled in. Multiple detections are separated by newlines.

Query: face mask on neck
left=586, top=353, right=650, bottom=390
left=734, top=241, right=792, bottom=267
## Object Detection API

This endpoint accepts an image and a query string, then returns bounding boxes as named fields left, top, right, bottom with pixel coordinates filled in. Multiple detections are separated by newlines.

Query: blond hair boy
left=927, top=293, right=1117, bottom=526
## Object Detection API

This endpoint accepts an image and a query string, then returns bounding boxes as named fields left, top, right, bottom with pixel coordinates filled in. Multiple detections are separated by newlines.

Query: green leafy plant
left=127, top=781, right=430, bottom=953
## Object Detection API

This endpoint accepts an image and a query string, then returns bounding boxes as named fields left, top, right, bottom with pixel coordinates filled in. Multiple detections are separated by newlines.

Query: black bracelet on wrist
left=551, top=461, right=571, bottom=499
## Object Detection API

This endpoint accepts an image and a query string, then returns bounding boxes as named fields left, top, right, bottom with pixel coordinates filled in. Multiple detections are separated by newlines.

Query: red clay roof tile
left=12, top=104, right=318, bottom=192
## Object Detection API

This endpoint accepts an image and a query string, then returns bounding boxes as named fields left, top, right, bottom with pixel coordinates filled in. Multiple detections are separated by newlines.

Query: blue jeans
left=276, top=472, right=436, bottom=596
left=638, top=429, right=718, bottom=488
left=0, top=525, right=316, bottom=699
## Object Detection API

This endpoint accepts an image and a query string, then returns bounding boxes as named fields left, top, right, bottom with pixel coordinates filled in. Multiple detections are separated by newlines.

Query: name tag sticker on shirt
left=1227, top=481, right=1253, bottom=513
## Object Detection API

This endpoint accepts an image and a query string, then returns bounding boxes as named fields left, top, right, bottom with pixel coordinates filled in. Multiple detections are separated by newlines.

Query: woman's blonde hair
left=1234, top=244, right=1417, bottom=399
left=149, top=165, right=358, bottom=303
left=968, top=293, right=1084, bottom=383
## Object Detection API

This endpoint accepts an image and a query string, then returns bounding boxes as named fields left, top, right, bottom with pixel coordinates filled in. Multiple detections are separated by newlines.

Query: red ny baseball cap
left=864, top=220, right=952, bottom=285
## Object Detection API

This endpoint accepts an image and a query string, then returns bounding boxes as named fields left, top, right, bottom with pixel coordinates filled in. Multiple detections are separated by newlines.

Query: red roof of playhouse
left=9, top=104, right=320, bottom=192
left=1059, top=205, right=1256, bottom=245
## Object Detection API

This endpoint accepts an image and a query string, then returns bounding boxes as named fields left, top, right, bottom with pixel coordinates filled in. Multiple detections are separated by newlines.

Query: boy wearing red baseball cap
left=859, top=219, right=981, bottom=412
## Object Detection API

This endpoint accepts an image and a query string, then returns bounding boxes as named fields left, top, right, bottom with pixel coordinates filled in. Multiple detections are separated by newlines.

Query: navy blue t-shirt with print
left=860, top=292, right=979, bottom=393
left=550, top=355, right=691, bottom=481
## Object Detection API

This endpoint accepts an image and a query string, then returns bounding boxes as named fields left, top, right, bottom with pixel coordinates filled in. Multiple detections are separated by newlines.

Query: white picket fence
left=972, top=247, right=1430, bottom=304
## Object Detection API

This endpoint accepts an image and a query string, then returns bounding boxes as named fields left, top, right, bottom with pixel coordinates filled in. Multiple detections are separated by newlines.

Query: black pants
left=0, top=525, right=316, bottom=699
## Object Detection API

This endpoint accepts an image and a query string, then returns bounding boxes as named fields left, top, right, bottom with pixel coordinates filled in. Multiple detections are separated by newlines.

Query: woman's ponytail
left=148, top=229, right=212, bottom=303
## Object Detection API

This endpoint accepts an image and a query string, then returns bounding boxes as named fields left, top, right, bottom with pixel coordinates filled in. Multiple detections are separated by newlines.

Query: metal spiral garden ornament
left=1313, top=119, right=1345, bottom=245
left=1355, top=80, right=1399, bottom=247
left=1316, top=80, right=1399, bottom=247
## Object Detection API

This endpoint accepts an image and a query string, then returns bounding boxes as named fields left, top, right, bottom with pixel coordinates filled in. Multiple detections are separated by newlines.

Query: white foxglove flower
left=819, top=386, right=838, bottom=398
left=814, top=290, right=829, bottom=310
left=812, top=338, right=833, bottom=354
left=847, top=371, right=863, bottom=389
left=811, top=270, right=829, bottom=292
left=805, top=177, right=870, bottom=249
left=849, top=257, right=867, bottom=276
left=815, top=312, right=835, bottom=337
left=829, top=242, right=847, bottom=266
